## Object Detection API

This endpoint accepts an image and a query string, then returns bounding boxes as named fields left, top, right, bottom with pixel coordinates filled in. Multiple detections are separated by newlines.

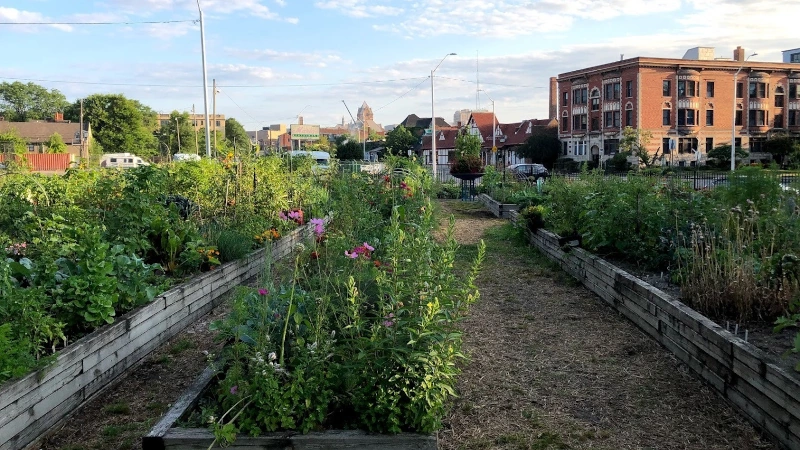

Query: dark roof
left=399, top=114, right=450, bottom=129
left=420, top=129, right=460, bottom=150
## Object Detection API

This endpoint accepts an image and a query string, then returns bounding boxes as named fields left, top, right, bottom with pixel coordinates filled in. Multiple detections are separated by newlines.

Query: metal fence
left=551, top=170, right=800, bottom=191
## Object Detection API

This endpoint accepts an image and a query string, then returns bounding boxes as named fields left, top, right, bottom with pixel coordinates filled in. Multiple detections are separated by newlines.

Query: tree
left=0, top=81, right=69, bottom=121
left=384, top=125, right=416, bottom=156
left=763, top=135, right=800, bottom=168
left=618, top=126, right=659, bottom=168
left=0, top=129, right=27, bottom=154
left=157, top=111, right=197, bottom=156
left=225, top=118, right=253, bottom=154
left=77, top=94, right=158, bottom=158
left=368, top=129, right=381, bottom=142
left=336, top=139, right=363, bottom=160
left=45, top=133, right=67, bottom=154
left=707, top=144, right=749, bottom=168
left=450, top=131, right=484, bottom=174
left=516, top=126, right=560, bottom=168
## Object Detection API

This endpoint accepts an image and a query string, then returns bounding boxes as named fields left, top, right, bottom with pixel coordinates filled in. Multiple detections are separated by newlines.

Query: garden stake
left=726, top=321, right=730, bottom=331
left=745, top=329, right=749, bottom=342
left=734, top=323, right=739, bottom=335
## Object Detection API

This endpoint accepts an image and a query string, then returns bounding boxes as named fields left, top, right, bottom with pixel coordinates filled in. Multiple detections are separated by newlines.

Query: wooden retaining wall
left=525, top=228, right=800, bottom=449
left=143, top=365, right=437, bottom=450
left=477, top=194, right=518, bottom=219
left=0, top=224, right=314, bottom=450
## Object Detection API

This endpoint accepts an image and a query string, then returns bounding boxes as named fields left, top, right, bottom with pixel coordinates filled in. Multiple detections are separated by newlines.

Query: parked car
left=99, top=153, right=149, bottom=169
left=506, top=163, right=549, bottom=181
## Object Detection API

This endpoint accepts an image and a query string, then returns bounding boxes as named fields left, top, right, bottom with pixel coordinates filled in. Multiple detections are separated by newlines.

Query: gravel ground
left=435, top=200, right=775, bottom=450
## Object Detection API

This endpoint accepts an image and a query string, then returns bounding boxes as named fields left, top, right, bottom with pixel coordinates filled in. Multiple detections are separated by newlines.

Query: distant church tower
left=357, top=101, right=374, bottom=122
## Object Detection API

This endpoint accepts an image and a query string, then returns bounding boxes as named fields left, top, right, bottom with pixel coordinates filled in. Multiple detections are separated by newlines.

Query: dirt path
left=436, top=200, right=774, bottom=450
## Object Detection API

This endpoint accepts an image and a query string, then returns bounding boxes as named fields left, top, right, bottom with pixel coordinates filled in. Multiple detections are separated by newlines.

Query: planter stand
left=451, top=173, right=483, bottom=201
left=143, top=366, right=438, bottom=450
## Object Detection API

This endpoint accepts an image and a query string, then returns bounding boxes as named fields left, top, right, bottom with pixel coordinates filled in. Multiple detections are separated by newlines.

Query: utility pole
left=175, top=117, right=181, bottom=152
left=79, top=99, right=84, bottom=159
left=193, top=104, right=199, bottom=154
left=213, top=78, right=218, bottom=156
left=197, top=0, right=212, bottom=158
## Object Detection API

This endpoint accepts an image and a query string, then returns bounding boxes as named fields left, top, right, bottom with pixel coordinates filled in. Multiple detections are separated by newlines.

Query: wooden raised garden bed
left=525, top=227, right=800, bottom=450
left=0, top=225, right=314, bottom=450
left=477, top=193, right=518, bottom=219
left=143, top=366, right=438, bottom=450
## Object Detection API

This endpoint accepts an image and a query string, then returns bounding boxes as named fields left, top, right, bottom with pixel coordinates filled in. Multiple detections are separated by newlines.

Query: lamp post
left=197, top=0, right=212, bottom=158
left=731, top=52, right=757, bottom=171
left=431, top=53, right=457, bottom=181
left=479, top=89, right=502, bottom=182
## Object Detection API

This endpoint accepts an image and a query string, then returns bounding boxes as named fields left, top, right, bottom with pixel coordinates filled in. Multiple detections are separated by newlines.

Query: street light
left=431, top=53, right=457, bottom=181
left=479, top=89, right=502, bottom=182
left=731, top=52, right=757, bottom=171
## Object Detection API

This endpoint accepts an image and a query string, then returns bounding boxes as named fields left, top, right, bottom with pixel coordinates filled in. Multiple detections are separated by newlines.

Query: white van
left=173, top=153, right=201, bottom=162
left=100, top=153, right=150, bottom=169
left=288, top=151, right=331, bottom=170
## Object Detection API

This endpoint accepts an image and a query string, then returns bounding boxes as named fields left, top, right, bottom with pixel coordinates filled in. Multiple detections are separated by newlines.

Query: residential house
left=398, top=114, right=451, bottom=137
left=558, top=46, right=800, bottom=167
left=0, top=113, right=91, bottom=158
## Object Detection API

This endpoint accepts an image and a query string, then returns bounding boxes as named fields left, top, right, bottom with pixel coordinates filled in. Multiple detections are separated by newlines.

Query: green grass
left=168, top=338, right=195, bottom=355
left=103, top=401, right=130, bottom=415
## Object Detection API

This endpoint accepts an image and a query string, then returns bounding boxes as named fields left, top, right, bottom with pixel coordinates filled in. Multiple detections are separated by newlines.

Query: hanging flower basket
left=450, top=172, right=484, bottom=181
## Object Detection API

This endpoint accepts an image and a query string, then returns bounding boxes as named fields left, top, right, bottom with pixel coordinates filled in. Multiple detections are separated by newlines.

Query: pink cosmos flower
left=230, top=385, right=238, bottom=395
left=310, top=218, right=325, bottom=236
left=363, top=242, right=375, bottom=252
left=258, top=289, right=269, bottom=296
left=383, top=320, right=394, bottom=327
left=279, top=211, right=288, bottom=221
left=344, top=250, right=359, bottom=259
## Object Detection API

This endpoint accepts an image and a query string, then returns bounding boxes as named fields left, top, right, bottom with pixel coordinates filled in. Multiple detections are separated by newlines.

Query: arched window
left=561, top=110, right=568, bottom=132
left=590, top=88, right=601, bottom=111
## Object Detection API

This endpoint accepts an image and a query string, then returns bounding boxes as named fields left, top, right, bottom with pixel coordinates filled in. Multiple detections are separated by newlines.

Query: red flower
left=310, top=251, right=319, bottom=260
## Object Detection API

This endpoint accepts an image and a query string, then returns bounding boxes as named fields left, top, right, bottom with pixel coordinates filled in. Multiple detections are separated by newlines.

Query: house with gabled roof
left=418, top=128, right=460, bottom=166
left=0, top=114, right=90, bottom=158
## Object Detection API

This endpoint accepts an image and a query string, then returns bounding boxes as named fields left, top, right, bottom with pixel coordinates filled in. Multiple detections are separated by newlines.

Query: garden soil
left=435, top=200, right=775, bottom=450
left=31, top=200, right=776, bottom=450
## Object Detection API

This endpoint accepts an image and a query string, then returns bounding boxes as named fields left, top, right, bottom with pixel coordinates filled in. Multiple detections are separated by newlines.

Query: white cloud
left=314, top=0, right=403, bottom=18
left=0, top=7, right=72, bottom=31
left=105, top=0, right=297, bottom=22
left=275, top=0, right=287, bottom=5
left=225, top=48, right=346, bottom=67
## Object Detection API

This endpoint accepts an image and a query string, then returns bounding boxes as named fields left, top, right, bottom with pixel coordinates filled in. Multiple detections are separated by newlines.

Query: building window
left=678, top=80, right=697, bottom=97
left=736, top=82, right=744, bottom=98
left=735, top=138, right=742, bottom=149
left=663, top=137, right=671, bottom=154
left=735, top=110, right=742, bottom=126
left=663, top=80, right=671, bottom=96
left=216, top=120, right=221, bottom=127
left=625, top=109, right=633, bottom=127
left=562, top=91, right=568, bottom=104
left=575, top=140, right=587, bottom=156
left=776, top=87, right=785, bottom=107
left=626, top=80, right=633, bottom=97
left=789, top=110, right=799, bottom=126
left=604, top=139, right=619, bottom=155
left=604, top=82, right=621, bottom=100
left=706, top=110, right=714, bottom=126
left=561, top=118, right=568, bottom=132
left=591, top=97, right=600, bottom=111
left=562, top=141, right=568, bottom=155
left=751, top=137, right=766, bottom=152
left=591, top=116, right=599, bottom=131
left=749, top=82, right=767, bottom=98
left=705, top=137, right=713, bottom=152
left=678, top=137, right=698, bottom=154
left=572, top=88, right=587, bottom=105
left=706, top=81, right=715, bottom=97
left=793, top=53, right=800, bottom=63
left=791, top=84, right=799, bottom=99
left=775, top=113, right=784, bottom=128
left=604, top=111, right=620, bottom=128
left=662, top=109, right=671, bottom=126
left=677, top=109, right=697, bottom=126
left=748, top=110, right=766, bottom=126
left=572, top=114, right=587, bottom=130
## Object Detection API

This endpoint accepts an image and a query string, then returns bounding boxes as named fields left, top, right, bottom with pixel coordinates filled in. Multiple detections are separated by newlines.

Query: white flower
left=268, top=352, right=277, bottom=361
left=208, top=415, right=216, bottom=424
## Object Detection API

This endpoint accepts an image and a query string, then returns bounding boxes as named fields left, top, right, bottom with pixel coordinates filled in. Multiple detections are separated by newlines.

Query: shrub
left=214, top=229, right=253, bottom=263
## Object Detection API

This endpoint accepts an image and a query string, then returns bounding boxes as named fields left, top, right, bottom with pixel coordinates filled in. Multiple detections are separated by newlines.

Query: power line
left=0, top=20, right=197, bottom=25
left=375, top=76, right=430, bottom=112
left=218, top=89, right=262, bottom=126
left=437, top=76, right=545, bottom=88
left=0, top=76, right=430, bottom=88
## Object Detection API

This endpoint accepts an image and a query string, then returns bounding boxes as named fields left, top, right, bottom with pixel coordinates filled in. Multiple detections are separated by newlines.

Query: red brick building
left=557, top=46, right=800, bottom=166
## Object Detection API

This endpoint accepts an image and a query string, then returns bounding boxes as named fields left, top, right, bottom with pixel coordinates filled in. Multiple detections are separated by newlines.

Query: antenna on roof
left=620, top=54, right=624, bottom=61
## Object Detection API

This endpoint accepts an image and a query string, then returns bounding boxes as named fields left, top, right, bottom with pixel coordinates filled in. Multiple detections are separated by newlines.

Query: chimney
left=549, top=77, right=558, bottom=120
left=53, top=112, right=64, bottom=122
left=298, top=115, right=304, bottom=125
left=734, top=46, right=745, bottom=62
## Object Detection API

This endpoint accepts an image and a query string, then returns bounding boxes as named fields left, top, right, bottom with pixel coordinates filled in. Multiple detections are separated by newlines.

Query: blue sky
left=0, top=0, right=797, bottom=130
